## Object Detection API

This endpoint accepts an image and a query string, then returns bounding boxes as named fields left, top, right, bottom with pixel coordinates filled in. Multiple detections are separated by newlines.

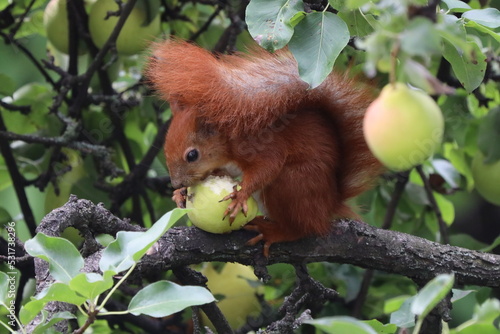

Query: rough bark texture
left=29, top=196, right=500, bottom=332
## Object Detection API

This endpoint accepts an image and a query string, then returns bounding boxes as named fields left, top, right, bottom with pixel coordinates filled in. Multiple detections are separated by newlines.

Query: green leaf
left=32, top=311, right=76, bottom=334
left=12, top=83, right=54, bottom=115
left=338, top=9, right=373, bottom=38
left=0, top=272, right=14, bottom=309
left=440, top=0, right=471, bottom=12
left=434, top=192, right=455, bottom=226
left=401, top=59, right=438, bottom=94
left=451, top=289, right=474, bottom=303
left=443, top=143, right=474, bottom=191
left=20, top=299, right=45, bottom=325
left=474, top=299, right=500, bottom=323
left=69, top=272, right=114, bottom=301
left=432, top=159, right=460, bottom=189
left=25, top=233, right=84, bottom=284
left=442, top=39, right=487, bottom=93
left=400, top=18, right=441, bottom=57
left=454, top=299, right=500, bottom=333
left=15, top=10, right=45, bottom=38
left=127, top=281, right=215, bottom=317
left=481, top=234, right=500, bottom=253
left=454, top=323, right=500, bottom=334
left=356, top=29, right=394, bottom=76
left=305, top=316, right=377, bottom=334
left=289, top=11, right=350, bottom=88
left=0, top=74, right=15, bottom=97
left=20, top=283, right=87, bottom=324
left=411, top=274, right=454, bottom=317
left=424, top=210, right=439, bottom=235
left=462, top=8, right=500, bottom=28
left=437, top=14, right=470, bottom=55
left=35, top=282, right=87, bottom=305
left=99, top=208, right=187, bottom=273
left=0, top=0, right=10, bottom=11
left=345, top=0, right=371, bottom=9
left=245, top=0, right=304, bottom=52
left=390, top=296, right=415, bottom=328
left=450, top=233, right=487, bottom=250
left=383, top=295, right=412, bottom=314
left=477, top=107, right=500, bottom=163
left=363, top=319, right=397, bottom=334
left=465, top=21, right=500, bottom=44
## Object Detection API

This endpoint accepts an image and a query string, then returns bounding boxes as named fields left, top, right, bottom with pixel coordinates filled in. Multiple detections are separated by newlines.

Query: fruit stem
left=389, top=38, right=401, bottom=86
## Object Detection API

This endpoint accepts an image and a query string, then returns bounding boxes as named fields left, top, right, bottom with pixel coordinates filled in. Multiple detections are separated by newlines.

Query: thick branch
left=36, top=197, right=500, bottom=289
left=154, top=221, right=500, bottom=288
left=25, top=196, right=500, bottom=332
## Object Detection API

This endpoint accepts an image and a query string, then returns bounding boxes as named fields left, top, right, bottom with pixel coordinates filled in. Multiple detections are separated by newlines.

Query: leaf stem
left=98, top=310, right=130, bottom=316
left=97, top=263, right=136, bottom=311
left=13, top=314, right=25, bottom=334
left=413, top=318, right=424, bottom=334
left=77, top=304, right=88, bottom=316
left=92, top=296, right=100, bottom=310
left=0, top=319, right=16, bottom=333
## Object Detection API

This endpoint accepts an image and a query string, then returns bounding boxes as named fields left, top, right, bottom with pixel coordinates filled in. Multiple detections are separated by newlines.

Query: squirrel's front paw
left=220, top=187, right=248, bottom=224
left=172, top=187, right=187, bottom=208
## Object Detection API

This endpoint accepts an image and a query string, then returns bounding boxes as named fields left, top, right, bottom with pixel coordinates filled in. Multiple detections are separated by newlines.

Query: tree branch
left=35, top=196, right=500, bottom=289
left=25, top=196, right=500, bottom=332
left=154, top=221, right=500, bottom=288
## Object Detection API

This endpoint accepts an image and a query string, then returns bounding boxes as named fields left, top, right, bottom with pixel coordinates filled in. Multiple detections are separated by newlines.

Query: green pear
left=363, top=83, right=444, bottom=171
left=43, top=0, right=87, bottom=54
left=186, top=176, right=258, bottom=234
left=88, top=0, right=161, bottom=55
left=201, top=263, right=262, bottom=329
left=471, top=152, right=500, bottom=206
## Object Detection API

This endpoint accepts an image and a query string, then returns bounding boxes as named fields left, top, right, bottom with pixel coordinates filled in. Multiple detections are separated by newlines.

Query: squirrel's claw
left=219, top=185, right=238, bottom=202
left=245, top=233, right=271, bottom=257
left=172, top=187, right=187, bottom=209
left=221, top=188, right=248, bottom=224
left=243, top=217, right=276, bottom=257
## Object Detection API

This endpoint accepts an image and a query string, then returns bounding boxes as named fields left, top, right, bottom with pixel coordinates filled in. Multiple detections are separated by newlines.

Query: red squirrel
left=147, top=39, right=382, bottom=256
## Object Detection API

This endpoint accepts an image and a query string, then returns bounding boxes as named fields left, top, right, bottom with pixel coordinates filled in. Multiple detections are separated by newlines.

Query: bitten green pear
left=186, top=175, right=258, bottom=233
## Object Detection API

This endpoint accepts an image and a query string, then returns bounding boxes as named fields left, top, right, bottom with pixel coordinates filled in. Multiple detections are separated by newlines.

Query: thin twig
left=0, top=114, right=37, bottom=235
left=352, top=171, right=410, bottom=317
left=416, top=165, right=449, bottom=244
left=382, top=171, right=410, bottom=230
left=191, top=5, right=224, bottom=41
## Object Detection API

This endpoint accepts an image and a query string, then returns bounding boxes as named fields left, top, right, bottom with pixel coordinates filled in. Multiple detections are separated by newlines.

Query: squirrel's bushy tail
left=313, top=74, right=383, bottom=200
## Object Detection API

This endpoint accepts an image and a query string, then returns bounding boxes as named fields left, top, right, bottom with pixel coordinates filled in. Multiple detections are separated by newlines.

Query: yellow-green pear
left=471, top=152, right=500, bottom=206
left=43, top=0, right=87, bottom=54
left=88, top=0, right=161, bottom=55
left=201, top=263, right=262, bottom=329
left=363, top=83, right=444, bottom=171
left=186, top=175, right=258, bottom=234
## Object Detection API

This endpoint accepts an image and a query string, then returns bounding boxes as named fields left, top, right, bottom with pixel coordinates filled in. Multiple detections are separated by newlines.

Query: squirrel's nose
left=170, top=178, right=183, bottom=189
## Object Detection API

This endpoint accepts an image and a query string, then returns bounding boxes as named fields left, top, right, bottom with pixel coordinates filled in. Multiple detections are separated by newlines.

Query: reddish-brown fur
left=146, top=39, right=382, bottom=254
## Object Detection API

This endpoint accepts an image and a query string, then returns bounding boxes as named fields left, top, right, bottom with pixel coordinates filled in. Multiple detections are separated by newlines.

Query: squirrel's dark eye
left=185, top=149, right=199, bottom=163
